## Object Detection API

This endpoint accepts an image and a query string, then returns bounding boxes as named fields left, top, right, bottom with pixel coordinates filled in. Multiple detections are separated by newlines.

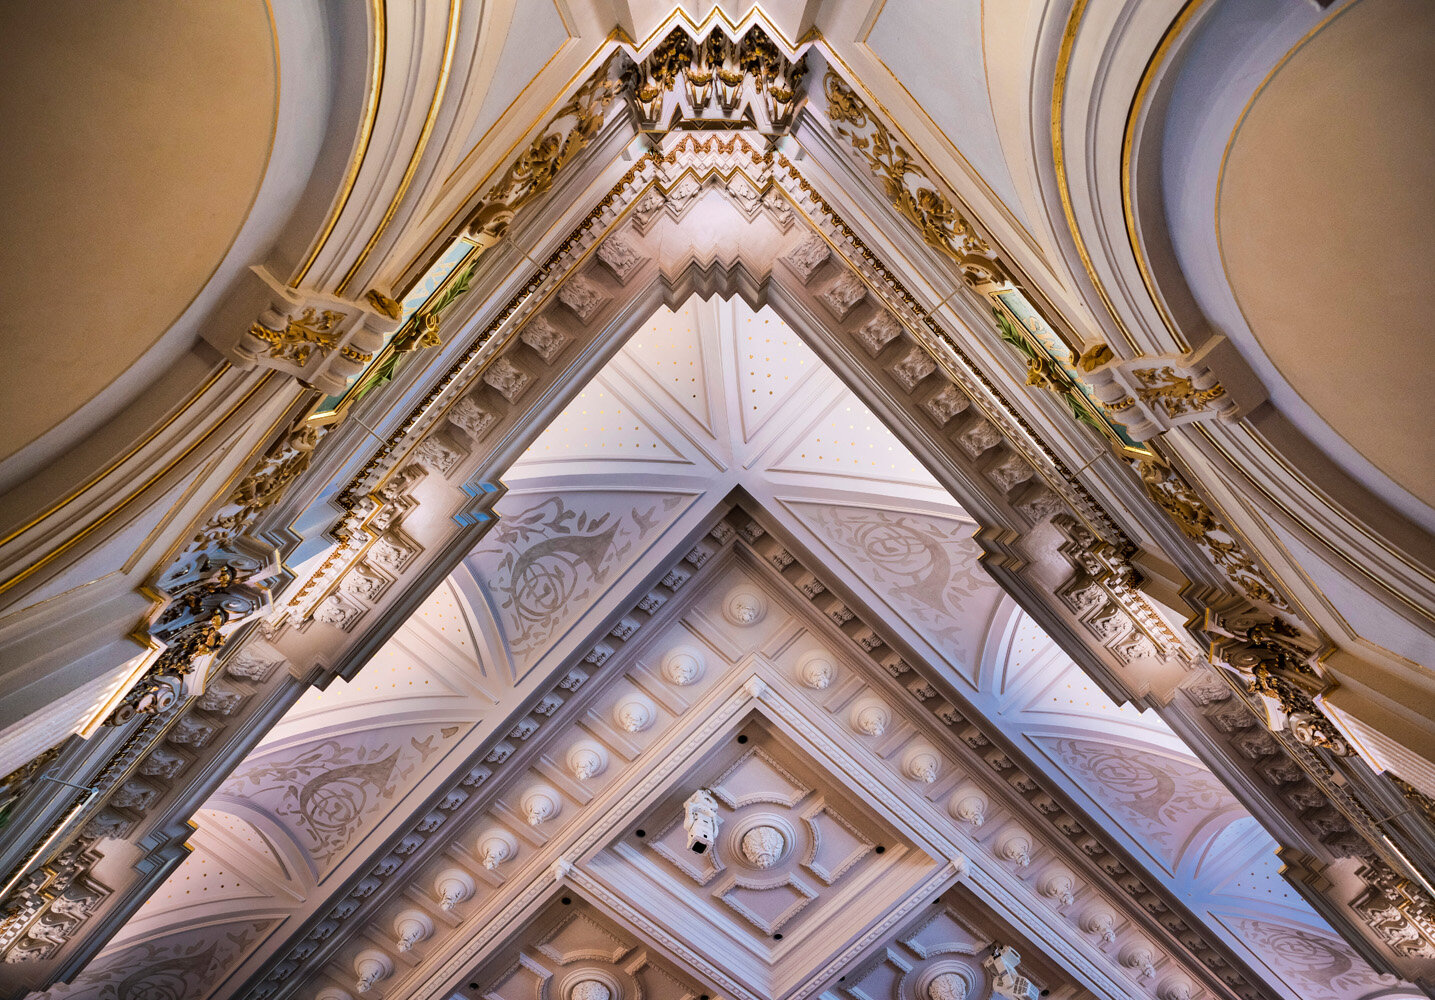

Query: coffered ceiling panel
left=32, top=293, right=1403, bottom=1000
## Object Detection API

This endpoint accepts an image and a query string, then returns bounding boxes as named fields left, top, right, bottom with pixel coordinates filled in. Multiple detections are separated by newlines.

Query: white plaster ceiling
left=32, top=297, right=1402, bottom=1000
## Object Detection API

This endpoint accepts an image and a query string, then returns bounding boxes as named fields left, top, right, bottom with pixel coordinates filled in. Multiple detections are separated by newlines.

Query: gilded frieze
left=1133, top=457, right=1291, bottom=612
left=822, top=69, right=1003, bottom=287
left=466, top=60, right=624, bottom=244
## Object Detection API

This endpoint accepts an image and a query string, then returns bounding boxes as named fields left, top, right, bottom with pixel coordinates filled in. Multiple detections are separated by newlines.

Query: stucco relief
left=646, top=743, right=882, bottom=938
left=840, top=906, right=995, bottom=1000
left=1042, top=738, right=1241, bottom=869
left=1229, top=918, right=1389, bottom=1000
left=476, top=904, right=702, bottom=1000
left=470, top=492, right=689, bottom=668
left=33, top=919, right=270, bottom=1000
left=220, top=728, right=450, bottom=870
left=794, top=504, right=1000, bottom=666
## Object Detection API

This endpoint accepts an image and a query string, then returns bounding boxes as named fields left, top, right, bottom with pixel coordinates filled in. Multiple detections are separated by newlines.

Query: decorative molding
left=466, top=60, right=624, bottom=244
left=224, top=269, right=402, bottom=394
left=624, top=23, right=808, bottom=132
left=1132, top=457, right=1292, bottom=612
left=820, top=70, right=1003, bottom=288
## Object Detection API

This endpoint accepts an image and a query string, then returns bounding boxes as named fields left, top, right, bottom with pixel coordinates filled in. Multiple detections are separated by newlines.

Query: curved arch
left=199, top=792, right=326, bottom=889
left=0, top=1, right=373, bottom=489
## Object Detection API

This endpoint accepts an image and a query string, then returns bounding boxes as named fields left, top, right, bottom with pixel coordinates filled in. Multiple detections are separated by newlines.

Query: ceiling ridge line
left=408, top=658, right=975, bottom=1000
left=238, top=513, right=746, bottom=1000
left=406, top=669, right=766, bottom=1000
left=726, top=504, right=1280, bottom=1000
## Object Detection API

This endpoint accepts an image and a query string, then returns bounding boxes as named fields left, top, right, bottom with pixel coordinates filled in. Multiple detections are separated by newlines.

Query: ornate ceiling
left=21, top=298, right=1409, bottom=1000
left=1, top=4, right=1433, bottom=1000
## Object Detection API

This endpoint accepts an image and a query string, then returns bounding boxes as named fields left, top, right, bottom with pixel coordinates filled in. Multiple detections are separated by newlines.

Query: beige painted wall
left=0, top=2, right=278, bottom=461
left=1219, top=0, right=1435, bottom=507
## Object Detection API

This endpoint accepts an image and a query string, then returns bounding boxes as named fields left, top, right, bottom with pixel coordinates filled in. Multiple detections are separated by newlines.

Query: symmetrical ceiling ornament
left=4, top=6, right=1434, bottom=1000
left=626, top=23, right=809, bottom=133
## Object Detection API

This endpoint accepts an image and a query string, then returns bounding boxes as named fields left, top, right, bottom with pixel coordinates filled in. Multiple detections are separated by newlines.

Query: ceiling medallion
left=949, top=788, right=988, bottom=828
left=567, top=739, right=609, bottom=780
left=661, top=644, right=705, bottom=685
left=521, top=784, right=563, bottom=825
left=393, top=908, right=434, bottom=953
left=728, top=812, right=797, bottom=873
left=614, top=694, right=657, bottom=733
left=903, top=744, right=943, bottom=783
left=796, top=649, right=835, bottom=689
left=569, top=980, right=613, bottom=1000
left=476, top=828, right=518, bottom=870
left=723, top=587, right=768, bottom=626
left=926, top=971, right=970, bottom=1000
left=434, top=868, right=475, bottom=912
left=850, top=698, right=891, bottom=737
left=740, top=825, right=788, bottom=869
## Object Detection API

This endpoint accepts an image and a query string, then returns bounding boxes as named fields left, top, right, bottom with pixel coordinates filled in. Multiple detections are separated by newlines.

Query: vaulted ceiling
left=28, top=299, right=1406, bottom=1000
left=2, top=5, right=1433, bottom=1000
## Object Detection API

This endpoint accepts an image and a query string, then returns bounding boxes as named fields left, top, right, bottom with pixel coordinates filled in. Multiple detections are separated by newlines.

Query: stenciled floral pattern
left=797, top=504, right=1000, bottom=665
left=35, top=919, right=270, bottom=1000
left=220, top=729, right=447, bottom=870
left=472, top=492, right=688, bottom=667
left=1044, top=738, right=1242, bottom=869
left=1229, top=918, right=1390, bottom=1000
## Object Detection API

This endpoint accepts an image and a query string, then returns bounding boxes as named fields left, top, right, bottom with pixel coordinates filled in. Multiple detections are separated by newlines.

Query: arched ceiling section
left=1217, top=0, right=1435, bottom=510
left=38, top=289, right=1402, bottom=1000
left=476, top=291, right=1392, bottom=998
left=1159, top=0, right=1435, bottom=526
left=0, top=2, right=278, bottom=461
left=861, top=0, right=1030, bottom=233
left=975, top=604, right=1383, bottom=997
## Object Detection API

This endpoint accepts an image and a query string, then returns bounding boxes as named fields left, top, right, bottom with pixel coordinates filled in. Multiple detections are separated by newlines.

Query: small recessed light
left=636, top=829, right=646, bottom=838
left=737, top=735, right=749, bottom=744
left=561, top=896, right=572, bottom=905
left=773, top=933, right=783, bottom=940
left=874, top=845, right=886, bottom=854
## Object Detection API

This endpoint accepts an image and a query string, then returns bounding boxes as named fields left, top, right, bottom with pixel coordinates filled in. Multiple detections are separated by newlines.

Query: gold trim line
left=291, top=0, right=387, bottom=286
left=336, top=0, right=462, bottom=296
